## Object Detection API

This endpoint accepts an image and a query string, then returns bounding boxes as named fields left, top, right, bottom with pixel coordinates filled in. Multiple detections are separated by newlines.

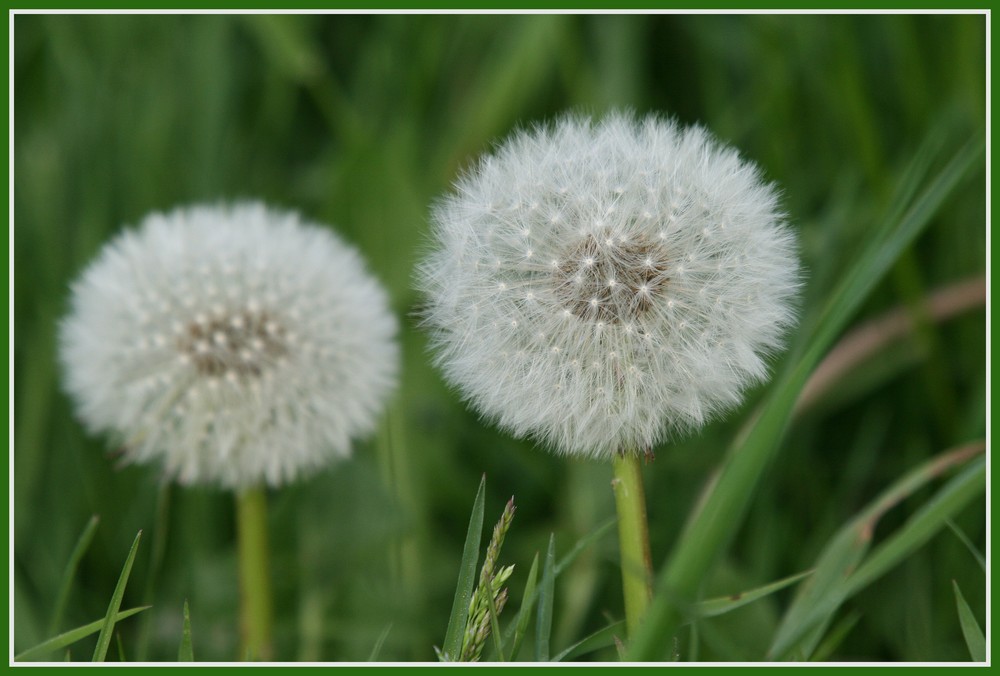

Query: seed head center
left=554, top=232, right=671, bottom=324
left=178, top=309, right=287, bottom=377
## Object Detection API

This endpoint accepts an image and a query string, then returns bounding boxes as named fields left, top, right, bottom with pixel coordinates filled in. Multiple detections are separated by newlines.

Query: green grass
left=13, top=13, right=986, bottom=662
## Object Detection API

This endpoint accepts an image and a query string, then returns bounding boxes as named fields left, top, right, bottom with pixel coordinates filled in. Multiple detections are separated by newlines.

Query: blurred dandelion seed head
left=419, top=113, right=801, bottom=459
left=59, top=202, right=399, bottom=488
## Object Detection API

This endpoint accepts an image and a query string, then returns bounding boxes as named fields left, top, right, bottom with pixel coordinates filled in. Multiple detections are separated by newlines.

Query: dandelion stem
left=236, top=486, right=273, bottom=661
left=612, top=453, right=653, bottom=641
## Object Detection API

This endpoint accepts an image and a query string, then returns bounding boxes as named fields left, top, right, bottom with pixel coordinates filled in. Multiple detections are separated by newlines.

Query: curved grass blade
left=499, top=518, right=614, bottom=660
left=808, top=611, right=861, bottom=662
left=952, top=580, right=985, bottom=661
left=178, top=600, right=193, bottom=662
left=946, top=519, right=986, bottom=573
left=844, top=453, right=985, bottom=595
left=694, top=569, right=813, bottom=619
left=368, top=623, right=393, bottom=662
left=49, top=514, right=100, bottom=636
left=136, top=484, right=171, bottom=661
left=506, top=551, right=539, bottom=661
left=554, top=518, right=616, bottom=576
left=92, top=531, right=142, bottom=662
left=687, top=619, right=699, bottom=662
left=239, top=14, right=360, bottom=139
left=534, top=534, right=556, bottom=662
left=15, top=607, right=150, bottom=662
left=483, top=570, right=506, bottom=662
left=439, top=476, right=486, bottom=661
left=768, top=444, right=983, bottom=660
left=551, top=621, right=624, bottom=662
left=628, top=126, right=985, bottom=662
left=769, top=524, right=880, bottom=659
left=434, top=15, right=567, bottom=178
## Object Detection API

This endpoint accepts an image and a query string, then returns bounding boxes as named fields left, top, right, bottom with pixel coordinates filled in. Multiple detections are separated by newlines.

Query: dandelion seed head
left=418, top=113, right=800, bottom=459
left=59, top=202, right=398, bottom=488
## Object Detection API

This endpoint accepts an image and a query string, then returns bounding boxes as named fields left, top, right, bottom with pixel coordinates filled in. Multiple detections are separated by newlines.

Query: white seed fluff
left=59, top=202, right=399, bottom=488
left=418, top=113, right=800, bottom=459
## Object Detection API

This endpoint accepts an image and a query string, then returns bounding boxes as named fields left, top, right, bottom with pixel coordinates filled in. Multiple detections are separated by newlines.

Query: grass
left=12, top=12, right=986, bottom=662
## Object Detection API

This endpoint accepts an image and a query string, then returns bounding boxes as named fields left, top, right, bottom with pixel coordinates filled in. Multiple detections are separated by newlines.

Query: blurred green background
left=13, top=13, right=986, bottom=661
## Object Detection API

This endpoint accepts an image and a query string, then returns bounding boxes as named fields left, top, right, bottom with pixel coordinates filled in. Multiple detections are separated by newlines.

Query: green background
left=13, top=13, right=986, bottom=662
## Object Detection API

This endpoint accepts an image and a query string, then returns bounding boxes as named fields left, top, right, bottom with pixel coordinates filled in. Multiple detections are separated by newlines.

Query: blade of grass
left=613, top=635, right=627, bottom=660
left=768, top=444, right=983, bottom=659
left=92, top=530, right=142, bottom=662
left=807, top=611, right=861, bottom=662
left=48, top=514, right=100, bottom=636
left=694, top=569, right=813, bottom=619
left=434, top=15, right=567, bottom=179
left=534, top=534, right=556, bottom=662
left=15, top=607, right=150, bottom=662
left=844, top=453, right=985, bottom=595
left=767, top=528, right=874, bottom=659
left=503, top=518, right=612, bottom=659
left=239, top=14, right=364, bottom=143
left=178, top=600, right=193, bottom=662
left=628, top=126, right=985, bottom=661
left=484, top=569, right=506, bottom=662
left=946, top=519, right=986, bottom=573
left=688, top=619, right=699, bottom=662
left=367, top=623, right=393, bottom=662
left=793, top=456, right=985, bottom=661
left=951, top=581, right=985, bottom=661
left=796, top=275, right=986, bottom=414
left=791, top=618, right=834, bottom=661
left=551, top=621, right=625, bottom=662
left=440, top=475, right=486, bottom=661
left=136, top=484, right=171, bottom=661
left=114, top=632, right=126, bottom=662
left=507, top=551, right=539, bottom=661
left=554, top=518, right=616, bottom=576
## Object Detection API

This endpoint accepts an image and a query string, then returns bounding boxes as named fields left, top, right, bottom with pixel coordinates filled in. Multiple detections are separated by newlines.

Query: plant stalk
left=236, top=486, right=273, bottom=661
left=612, top=453, right=653, bottom=641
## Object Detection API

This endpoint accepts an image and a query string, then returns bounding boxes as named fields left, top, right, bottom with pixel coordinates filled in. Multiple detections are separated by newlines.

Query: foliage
left=13, top=13, right=986, bottom=661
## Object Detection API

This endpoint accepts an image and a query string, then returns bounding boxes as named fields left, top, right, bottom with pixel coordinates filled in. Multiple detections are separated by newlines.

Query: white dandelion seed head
left=59, top=202, right=399, bottom=488
left=418, top=113, right=800, bottom=460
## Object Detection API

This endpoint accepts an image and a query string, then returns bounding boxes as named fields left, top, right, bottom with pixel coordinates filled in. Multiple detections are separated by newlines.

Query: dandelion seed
left=59, top=202, right=398, bottom=488
left=418, top=113, right=800, bottom=459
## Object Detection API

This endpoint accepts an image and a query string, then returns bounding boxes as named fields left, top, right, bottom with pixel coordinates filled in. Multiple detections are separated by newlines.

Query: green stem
left=612, top=453, right=653, bottom=641
left=236, top=486, right=273, bottom=661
